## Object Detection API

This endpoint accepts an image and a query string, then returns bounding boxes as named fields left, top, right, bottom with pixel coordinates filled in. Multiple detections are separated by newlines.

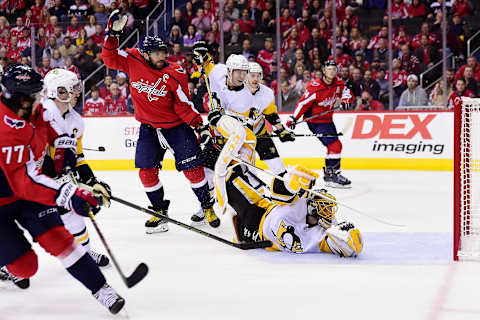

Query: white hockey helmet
left=248, top=62, right=263, bottom=80
left=226, top=54, right=249, bottom=82
left=44, top=68, right=82, bottom=103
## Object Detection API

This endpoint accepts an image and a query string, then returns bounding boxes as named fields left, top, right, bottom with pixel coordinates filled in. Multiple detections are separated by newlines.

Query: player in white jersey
left=40, top=69, right=111, bottom=267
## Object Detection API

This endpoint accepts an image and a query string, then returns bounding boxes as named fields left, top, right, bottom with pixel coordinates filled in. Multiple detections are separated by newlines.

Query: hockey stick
left=259, top=117, right=354, bottom=139
left=88, top=211, right=148, bottom=288
left=229, top=155, right=405, bottom=227
left=294, top=106, right=341, bottom=126
left=84, top=146, right=106, bottom=152
left=110, top=195, right=272, bottom=250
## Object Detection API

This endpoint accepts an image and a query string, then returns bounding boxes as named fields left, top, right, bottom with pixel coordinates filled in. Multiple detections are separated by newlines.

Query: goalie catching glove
left=106, top=9, right=128, bottom=36
left=323, top=222, right=363, bottom=257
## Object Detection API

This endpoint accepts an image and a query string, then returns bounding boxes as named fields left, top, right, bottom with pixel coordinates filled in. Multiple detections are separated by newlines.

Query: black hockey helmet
left=323, top=60, right=337, bottom=69
left=1, top=64, right=43, bottom=98
left=140, top=36, right=168, bottom=54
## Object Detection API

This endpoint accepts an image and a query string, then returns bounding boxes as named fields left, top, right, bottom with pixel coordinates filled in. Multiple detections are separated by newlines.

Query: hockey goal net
left=454, top=97, right=480, bottom=260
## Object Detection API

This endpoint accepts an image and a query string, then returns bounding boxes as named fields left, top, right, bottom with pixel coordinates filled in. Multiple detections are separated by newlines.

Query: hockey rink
left=1, top=169, right=479, bottom=320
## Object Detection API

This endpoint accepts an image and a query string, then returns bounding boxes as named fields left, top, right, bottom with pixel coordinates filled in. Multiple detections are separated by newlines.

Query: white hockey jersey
left=208, top=64, right=275, bottom=134
left=260, top=198, right=328, bottom=253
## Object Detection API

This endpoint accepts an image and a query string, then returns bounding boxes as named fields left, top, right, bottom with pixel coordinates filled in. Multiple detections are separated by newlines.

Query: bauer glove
left=274, top=127, right=295, bottom=142
left=192, top=40, right=209, bottom=66
left=106, top=9, right=128, bottom=36
left=286, top=116, right=297, bottom=130
left=56, top=182, right=100, bottom=217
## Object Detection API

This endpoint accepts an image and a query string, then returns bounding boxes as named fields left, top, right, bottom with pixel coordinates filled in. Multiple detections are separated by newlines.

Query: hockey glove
left=274, top=127, right=295, bottom=142
left=91, top=180, right=112, bottom=207
left=286, top=116, right=297, bottom=130
left=56, top=182, right=100, bottom=217
left=192, top=40, right=209, bottom=66
left=340, top=102, right=351, bottom=110
left=196, top=125, right=213, bottom=149
left=207, top=109, right=223, bottom=127
left=106, top=9, right=128, bottom=36
left=53, top=134, right=78, bottom=175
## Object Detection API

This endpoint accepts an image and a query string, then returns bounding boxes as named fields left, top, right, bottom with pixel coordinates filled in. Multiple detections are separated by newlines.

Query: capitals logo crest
left=4, top=115, right=25, bottom=129
left=131, top=75, right=169, bottom=102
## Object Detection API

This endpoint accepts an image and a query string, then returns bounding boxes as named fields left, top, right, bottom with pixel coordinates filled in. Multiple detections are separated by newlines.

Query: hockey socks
left=184, top=166, right=212, bottom=207
left=139, top=168, right=169, bottom=209
left=66, top=253, right=107, bottom=294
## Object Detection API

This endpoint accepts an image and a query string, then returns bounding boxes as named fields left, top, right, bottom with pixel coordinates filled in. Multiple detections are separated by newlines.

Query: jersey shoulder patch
left=3, top=115, right=25, bottom=130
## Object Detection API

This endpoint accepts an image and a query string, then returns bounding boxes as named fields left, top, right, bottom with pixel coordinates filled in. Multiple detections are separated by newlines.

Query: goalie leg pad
left=7, top=249, right=38, bottom=278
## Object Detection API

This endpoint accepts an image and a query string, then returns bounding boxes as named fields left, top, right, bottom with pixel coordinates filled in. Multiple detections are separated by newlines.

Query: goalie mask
left=307, top=189, right=338, bottom=229
left=44, top=69, right=82, bottom=103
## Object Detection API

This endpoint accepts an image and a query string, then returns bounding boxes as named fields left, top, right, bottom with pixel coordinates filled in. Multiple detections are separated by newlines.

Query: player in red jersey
left=287, top=60, right=352, bottom=188
left=0, top=65, right=124, bottom=314
left=101, top=10, right=220, bottom=232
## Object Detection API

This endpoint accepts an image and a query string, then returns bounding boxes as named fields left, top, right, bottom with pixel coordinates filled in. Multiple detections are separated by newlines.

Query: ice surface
left=2, top=169, right=480, bottom=320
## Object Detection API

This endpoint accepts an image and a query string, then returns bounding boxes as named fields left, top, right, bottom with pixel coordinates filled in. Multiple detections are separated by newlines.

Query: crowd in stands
left=0, top=0, right=479, bottom=114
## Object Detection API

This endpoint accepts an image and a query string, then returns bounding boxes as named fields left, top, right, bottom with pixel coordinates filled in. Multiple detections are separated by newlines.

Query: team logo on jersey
left=317, top=96, right=337, bottom=107
left=272, top=221, right=303, bottom=253
left=4, top=115, right=25, bottom=129
left=131, top=78, right=168, bottom=102
left=175, top=66, right=186, bottom=74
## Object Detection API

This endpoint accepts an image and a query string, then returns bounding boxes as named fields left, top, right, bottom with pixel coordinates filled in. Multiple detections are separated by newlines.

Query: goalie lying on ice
left=211, top=114, right=363, bottom=257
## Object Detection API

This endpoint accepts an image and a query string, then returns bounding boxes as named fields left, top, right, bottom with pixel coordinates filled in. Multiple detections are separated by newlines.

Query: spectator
left=191, top=8, right=211, bottom=34
left=235, top=8, right=254, bottom=34
left=447, top=78, right=475, bottom=109
left=247, top=0, right=261, bottom=25
left=23, top=9, right=36, bottom=27
left=357, top=37, right=373, bottom=63
left=92, top=24, right=105, bottom=46
left=407, top=0, right=426, bottom=18
left=167, top=25, right=183, bottom=47
left=31, top=0, right=43, bottom=23
left=363, top=69, right=380, bottom=100
left=75, top=28, right=88, bottom=47
left=452, top=0, right=472, bottom=18
left=168, top=9, right=187, bottom=35
left=287, top=0, right=302, bottom=19
left=84, top=85, right=105, bottom=115
left=270, top=67, right=288, bottom=95
left=7, top=36, right=22, bottom=63
left=85, top=15, right=96, bottom=37
left=49, top=0, right=67, bottom=20
left=17, top=28, right=31, bottom=51
left=279, top=8, right=295, bottom=33
left=375, top=68, right=389, bottom=103
left=349, top=27, right=362, bottom=51
left=50, top=48, right=65, bottom=68
left=104, top=83, right=128, bottom=115
left=256, top=10, right=274, bottom=34
left=310, top=0, right=323, bottom=20
left=0, top=16, right=9, bottom=34
left=94, top=4, right=108, bottom=27
left=392, top=26, right=410, bottom=50
left=183, top=24, right=202, bottom=48
left=304, top=28, right=328, bottom=61
left=279, top=80, right=301, bottom=111
left=372, top=38, right=388, bottom=69
left=429, top=79, right=452, bottom=106
left=99, top=74, right=113, bottom=98
left=283, top=38, right=298, bottom=67
left=446, top=68, right=456, bottom=86
left=240, top=39, right=255, bottom=60
left=456, top=56, right=480, bottom=82
left=66, top=16, right=83, bottom=39
left=356, top=90, right=384, bottom=111
left=43, top=36, right=58, bottom=58
left=450, top=12, right=465, bottom=37
left=116, top=72, right=129, bottom=98
left=411, top=22, right=437, bottom=50
left=300, top=8, right=316, bottom=30
left=352, top=51, right=369, bottom=73
left=428, top=0, right=453, bottom=19
left=10, top=17, right=23, bottom=38
left=317, top=19, right=331, bottom=42
left=224, top=0, right=240, bottom=22
left=59, top=36, right=78, bottom=58
left=368, top=26, right=388, bottom=50
left=400, top=44, right=420, bottom=75
left=21, top=37, right=43, bottom=66
left=2, top=0, right=26, bottom=18
left=63, top=55, right=80, bottom=77
left=37, top=56, right=52, bottom=77
left=398, top=74, right=428, bottom=107
left=227, top=22, right=243, bottom=46
left=415, top=34, right=440, bottom=73
left=350, top=67, right=364, bottom=98
left=463, top=66, right=479, bottom=96
left=289, top=48, right=312, bottom=74
left=36, top=26, right=48, bottom=47
left=294, top=18, right=311, bottom=50
left=53, top=25, right=64, bottom=47
left=167, top=43, right=187, bottom=66
left=257, top=37, right=274, bottom=75
left=329, top=44, right=353, bottom=70
left=68, top=0, right=89, bottom=18
left=84, top=36, right=101, bottom=65
left=205, top=21, right=220, bottom=44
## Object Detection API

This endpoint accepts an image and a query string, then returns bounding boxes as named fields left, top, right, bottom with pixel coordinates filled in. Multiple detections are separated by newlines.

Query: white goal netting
left=457, top=97, right=480, bottom=260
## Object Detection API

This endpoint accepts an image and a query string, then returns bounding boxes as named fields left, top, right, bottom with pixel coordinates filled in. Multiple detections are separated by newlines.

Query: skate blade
left=145, top=225, right=169, bottom=234
left=325, top=181, right=352, bottom=189
left=190, top=219, right=207, bottom=227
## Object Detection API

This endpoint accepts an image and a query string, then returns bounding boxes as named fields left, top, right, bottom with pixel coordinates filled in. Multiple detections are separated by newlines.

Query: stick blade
left=126, top=262, right=149, bottom=288
left=98, top=146, right=106, bottom=152
left=235, top=240, right=273, bottom=250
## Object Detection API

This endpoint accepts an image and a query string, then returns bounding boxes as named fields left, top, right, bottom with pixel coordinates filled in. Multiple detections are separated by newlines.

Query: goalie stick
left=228, top=155, right=405, bottom=227
left=110, top=195, right=273, bottom=250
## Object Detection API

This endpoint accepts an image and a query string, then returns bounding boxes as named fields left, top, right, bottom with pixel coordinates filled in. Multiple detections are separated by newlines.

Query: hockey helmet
left=44, top=68, right=82, bottom=103
left=141, top=36, right=168, bottom=55
left=248, top=62, right=263, bottom=79
left=307, top=189, right=338, bottom=229
left=1, top=64, right=43, bottom=98
left=226, top=54, right=249, bottom=82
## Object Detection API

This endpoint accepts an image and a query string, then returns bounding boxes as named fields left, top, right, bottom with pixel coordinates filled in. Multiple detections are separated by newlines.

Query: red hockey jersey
left=101, top=36, right=201, bottom=129
left=292, top=77, right=352, bottom=124
left=0, top=100, right=60, bottom=207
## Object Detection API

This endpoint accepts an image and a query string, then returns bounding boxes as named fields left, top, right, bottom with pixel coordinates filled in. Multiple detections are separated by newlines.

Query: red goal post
left=454, top=97, right=480, bottom=260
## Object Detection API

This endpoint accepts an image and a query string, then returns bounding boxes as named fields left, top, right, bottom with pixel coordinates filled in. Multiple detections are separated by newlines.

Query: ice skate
left=145, top=200, right=170, bottom=234
left=93, top=283, right=125, bottom=314
left=323, top=167, right=352, bottom=189
left=89, top=251, right=110, bottom=267
left=190, top=208, right=208, bottom=226
left=0, top=266, right=30, bottom=289
left=203, top=206, right=221, bottom=228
